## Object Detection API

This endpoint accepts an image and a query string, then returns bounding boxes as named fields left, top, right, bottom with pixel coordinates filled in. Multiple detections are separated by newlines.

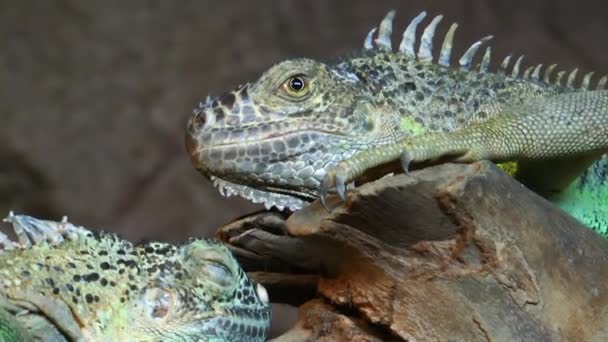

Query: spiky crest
left=438, top=23, right=458, bottom=67
left=531, top=64, right=543, bottom=80
left=361, top=10, right=606, bottom=90
left=459, top=35, right=493, bottom=70
left=582, top=72, right=595, bottom=89
left=398, top=11, right=427, bottom=57
left=512, top=56, right=524, bottom=77
left=567, top=68, right=579, bottom=88
left=418, top=15, right=444, bottom=62
left=375, top=10, right=395, bottom=50
left=523, top=66, right=534, bottom=79
left=556, top=70, right=566, bottom=85
left=498, top=55, right=511, bottom=74
left=544, top=64, right=557, bottom=83
left=364, top=28, right=377, bottom=50
left=598, top=76, right=608, bottom=89
left=480, top=47, right=491, bottom=73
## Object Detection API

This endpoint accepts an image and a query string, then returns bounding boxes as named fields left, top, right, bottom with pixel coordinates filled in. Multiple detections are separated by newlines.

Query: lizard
left=185, top=10, right=608, bottom=237
left=0, top=212, right=271, bottom=341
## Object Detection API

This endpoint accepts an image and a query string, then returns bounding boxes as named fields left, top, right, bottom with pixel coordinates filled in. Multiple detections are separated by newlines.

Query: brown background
left=1, top=0, right=606, bottom=337
left=1, top=0, right=606, bottom=241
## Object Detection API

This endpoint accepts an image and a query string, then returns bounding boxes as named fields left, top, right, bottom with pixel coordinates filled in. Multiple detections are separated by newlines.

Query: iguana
left=0, top=212, right=270, bottom=341
left=185, top=10, right=608, bottom=237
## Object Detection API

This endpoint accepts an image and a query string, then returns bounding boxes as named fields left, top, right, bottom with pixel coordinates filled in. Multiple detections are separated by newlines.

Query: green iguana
left=0, top=212, right=270, bottom=341
left=185, top=10, right=608, bottom=236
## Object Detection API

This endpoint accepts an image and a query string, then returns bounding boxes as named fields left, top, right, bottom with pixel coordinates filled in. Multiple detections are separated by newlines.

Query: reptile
left=0, top=212, right=270, bottom=341
left=185, top=10, right=608, bottom=237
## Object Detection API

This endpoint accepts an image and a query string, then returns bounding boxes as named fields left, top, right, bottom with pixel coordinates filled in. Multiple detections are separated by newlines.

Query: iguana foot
left=320, top=164, right=348, bottom=209
left=320, top=138, right=465, bottom=207
left=4, top=290, right=86, bottom=342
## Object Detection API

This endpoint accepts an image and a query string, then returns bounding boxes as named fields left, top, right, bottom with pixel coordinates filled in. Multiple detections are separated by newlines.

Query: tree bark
left=217, top=161, right=608, bottom=341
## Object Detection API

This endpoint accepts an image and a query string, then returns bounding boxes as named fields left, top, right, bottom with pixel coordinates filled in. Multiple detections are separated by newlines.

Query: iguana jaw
left=209, top=175, right=312, bottom=211
left=186, top=116, right=342, bottom=210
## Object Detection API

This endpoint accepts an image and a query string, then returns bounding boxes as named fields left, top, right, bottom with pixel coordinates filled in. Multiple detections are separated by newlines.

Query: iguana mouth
left=209, top=175, right=312, bottom=211
left=211, top=129, right=347, bottom=148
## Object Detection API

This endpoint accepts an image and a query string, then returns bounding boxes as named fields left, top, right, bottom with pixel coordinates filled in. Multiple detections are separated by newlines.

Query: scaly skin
left=0, top=212, right=270, bottom=341
left=186, top=10, right=608, bottom=236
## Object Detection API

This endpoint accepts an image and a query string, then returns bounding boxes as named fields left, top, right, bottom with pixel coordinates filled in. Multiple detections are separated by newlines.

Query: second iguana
left=186, top=10, right=608, bottom=236
left=0, top=212, right=270, bottom=341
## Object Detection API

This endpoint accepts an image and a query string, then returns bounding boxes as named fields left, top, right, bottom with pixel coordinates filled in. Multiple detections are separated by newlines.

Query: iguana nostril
left=190, top=108, right=217, bottom=131
left=191, top=110, right=206, bottom=130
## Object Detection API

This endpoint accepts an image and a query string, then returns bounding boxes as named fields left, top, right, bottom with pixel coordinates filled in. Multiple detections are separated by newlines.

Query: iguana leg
left=1, top=214, right=87, bottom=341
left=0, top=291, right=85, bottom=342
left=321, top=90, right=608, bottom=204
left=3, top=290, right=85, bottom=342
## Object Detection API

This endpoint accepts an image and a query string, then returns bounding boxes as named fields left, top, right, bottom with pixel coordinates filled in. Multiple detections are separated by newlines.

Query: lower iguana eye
left=182, top=240, right=238, bottom=290
left=203, top=262, right=233, bottom=288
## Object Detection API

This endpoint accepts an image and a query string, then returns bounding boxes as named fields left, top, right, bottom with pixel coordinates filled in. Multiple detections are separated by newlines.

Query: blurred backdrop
left=1, top=0, right=606, bottom=241
left=1, top=0, right=606, bottom=337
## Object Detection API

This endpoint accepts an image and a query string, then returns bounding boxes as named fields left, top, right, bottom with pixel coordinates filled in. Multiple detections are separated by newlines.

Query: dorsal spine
left=362, top=10, right=606, bottom=90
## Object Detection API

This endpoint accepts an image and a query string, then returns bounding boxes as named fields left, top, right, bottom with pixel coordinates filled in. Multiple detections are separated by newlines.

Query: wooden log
left=217, top=162, right=608, bottom=341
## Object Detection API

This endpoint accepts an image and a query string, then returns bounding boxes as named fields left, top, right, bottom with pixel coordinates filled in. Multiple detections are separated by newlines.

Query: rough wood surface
left=217, top=162, right=608, bottom=341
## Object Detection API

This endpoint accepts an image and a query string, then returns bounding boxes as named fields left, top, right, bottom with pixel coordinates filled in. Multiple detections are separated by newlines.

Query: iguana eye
left=143, top=288, right=173, bottom=319
left=182, top=239, right=238, bottom=291
left=281, top=75, right=310, bottom=97
left=202, top=261, right=233, bottom=288
left=288, top=77, right=305, bottom=91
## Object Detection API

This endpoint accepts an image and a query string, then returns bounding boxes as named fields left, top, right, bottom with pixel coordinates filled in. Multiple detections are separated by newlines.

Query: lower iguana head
left=0, top=213, right=270, bottom=341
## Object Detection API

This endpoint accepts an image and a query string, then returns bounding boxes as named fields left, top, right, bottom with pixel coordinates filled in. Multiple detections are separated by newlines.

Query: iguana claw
left=335, top=169, right=347, bottom=201
left=400, top=151, right=413, bottom=174
left=320, top=162, right=351, bottom=210
left=320, top=172, right=332, bottom=210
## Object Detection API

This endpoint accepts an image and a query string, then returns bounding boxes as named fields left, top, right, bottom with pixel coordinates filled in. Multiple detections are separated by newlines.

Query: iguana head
left=121, top=238, right=271, bottom=341
left=0, top=214, right=271, bottom=341
left=186, top=58, right=379, bottom=210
